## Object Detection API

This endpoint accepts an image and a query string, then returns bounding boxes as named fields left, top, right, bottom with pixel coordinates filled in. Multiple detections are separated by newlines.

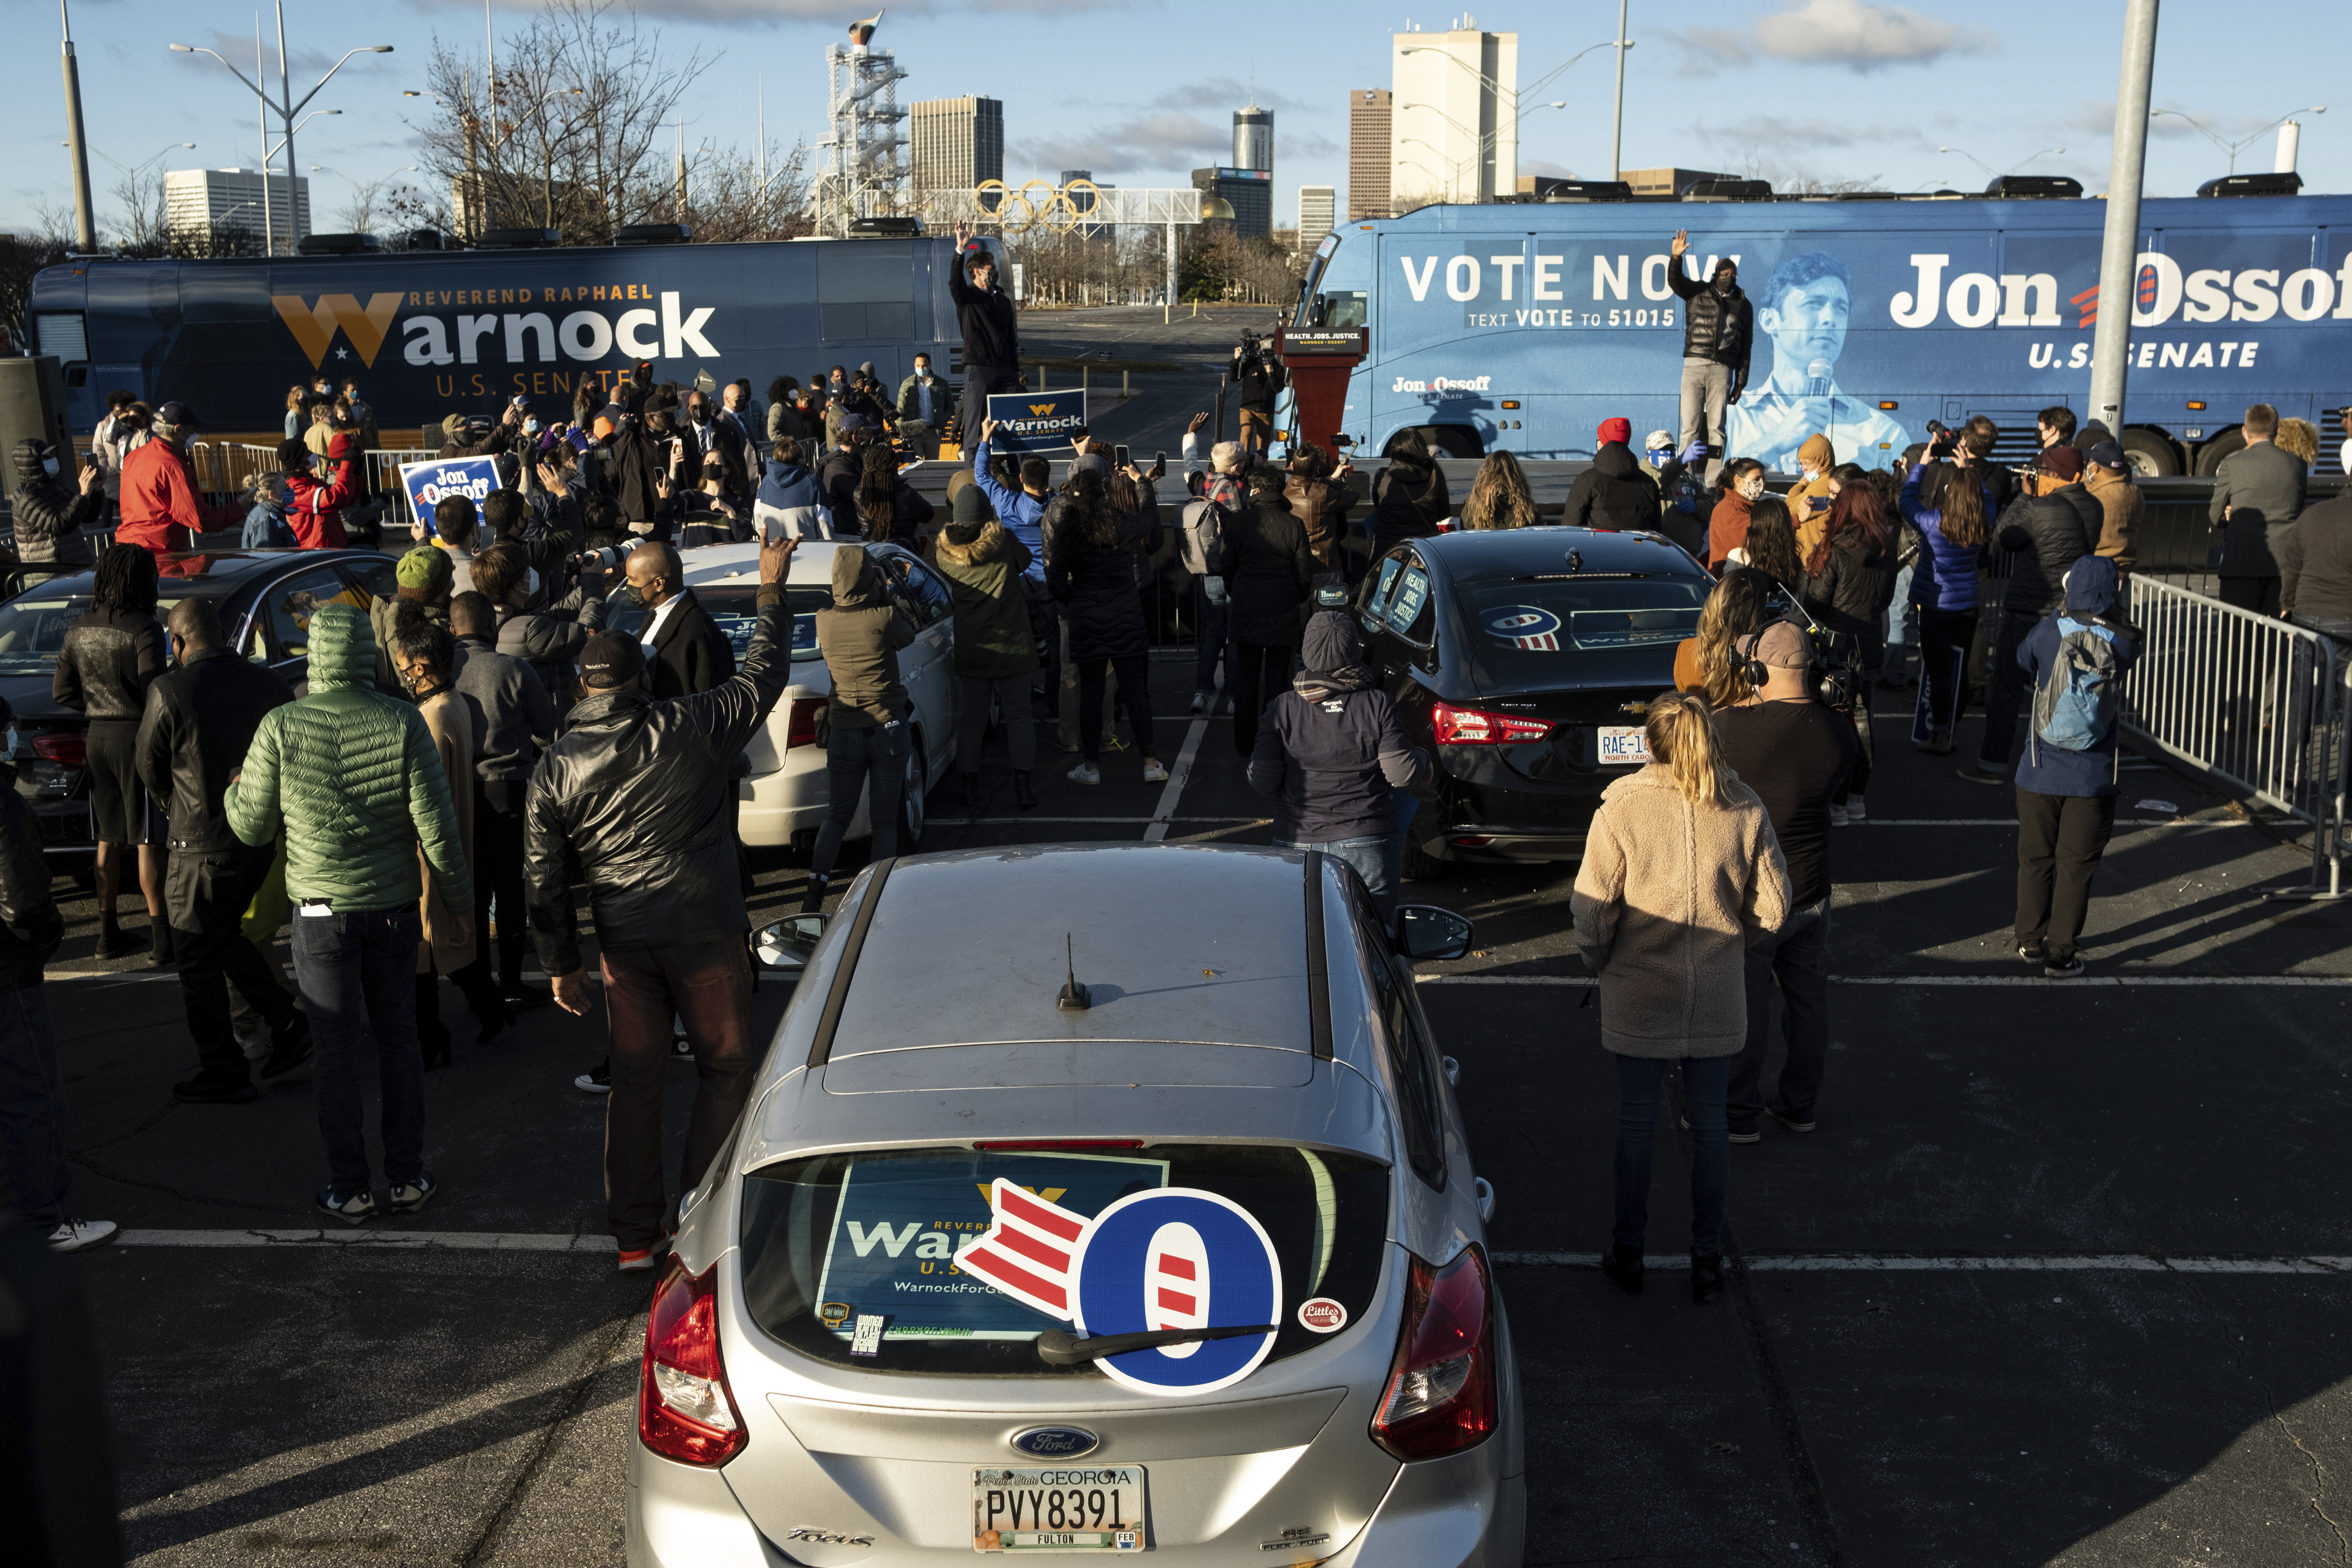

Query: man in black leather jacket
left=1960, top=446, right=2101, bottom=785
left=136, top=600, right=312, bottom=1103
left=525, top=535, right=796, bottom=1270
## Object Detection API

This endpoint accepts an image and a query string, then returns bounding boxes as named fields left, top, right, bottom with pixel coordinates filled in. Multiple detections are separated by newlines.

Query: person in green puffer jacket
left=226, top=602, right=474, bottom=1226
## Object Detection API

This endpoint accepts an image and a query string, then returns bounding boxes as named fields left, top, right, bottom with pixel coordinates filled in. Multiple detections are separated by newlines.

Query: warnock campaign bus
left=24, top=235, right=964, bottom=439
left=1292, top=187, right=2352, bottom=476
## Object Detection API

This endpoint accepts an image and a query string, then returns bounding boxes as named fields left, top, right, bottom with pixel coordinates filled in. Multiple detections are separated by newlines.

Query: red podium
left=1276, top=327, right=1368, bottom=454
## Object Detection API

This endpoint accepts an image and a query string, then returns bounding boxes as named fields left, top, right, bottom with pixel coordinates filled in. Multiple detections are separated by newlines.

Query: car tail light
left=1370, top=1246, right=1496, bottom=1461
left=784, top=697, right=829, bottom=748
left=1429, top=702, right=1552, bottom=746
left=30, top=732, right=86, bottom=769
left=638, top=1258, right=747, bottom=1466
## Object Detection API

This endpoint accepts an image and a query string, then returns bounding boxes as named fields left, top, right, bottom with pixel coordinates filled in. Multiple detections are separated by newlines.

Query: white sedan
left=605, top=540, right=960, bottom=848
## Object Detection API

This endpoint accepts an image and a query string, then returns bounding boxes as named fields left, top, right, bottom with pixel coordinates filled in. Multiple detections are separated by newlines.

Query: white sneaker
left=1141, top=760, right=1170, bottom=784
left=1846, top=798, right=1867, bottom=823
left=238, top=1027, right=269, bottom=1062
left=48, top=1218, right=119, bottom=1253
left=1068, top=762, right=1101, bottom=785
left=1188, top=691, right=1208, bottom=715
left=1828, top=803, right=1850, bottom=827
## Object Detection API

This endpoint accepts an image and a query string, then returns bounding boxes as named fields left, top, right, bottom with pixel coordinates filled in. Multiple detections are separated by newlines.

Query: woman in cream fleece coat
left=1572, top=692, right=1791, bottom=1302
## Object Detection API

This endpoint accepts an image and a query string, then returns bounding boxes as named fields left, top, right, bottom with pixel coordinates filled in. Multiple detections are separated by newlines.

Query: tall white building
left=1233, top=106, right=1273, bottom=173
left=1298, top=185, right=1335, bottom=253
left=165, top=168, right=310, bottom=250
left=1389, top=21, right=1517, bottom=207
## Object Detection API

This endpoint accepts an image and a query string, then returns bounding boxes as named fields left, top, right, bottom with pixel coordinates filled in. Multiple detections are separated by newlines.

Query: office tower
left=1389, top=22, right=1518, bottom=207
left=1191, top=167, right=1273, bottom=239
left=1347, top=89, right=1393, bottom=220
left=1298, top=185, right=1335, bottom=252
left=1233, top=106, right=1274, bottom=173
left=909, top=96, right=1004, bottom=195
left=165, top=168, right=310, bottom=249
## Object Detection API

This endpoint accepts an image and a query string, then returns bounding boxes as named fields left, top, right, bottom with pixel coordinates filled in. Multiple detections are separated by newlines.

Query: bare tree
left=0, top=226, right=71, bottom=353
left=106, top=167, right=170, bottom=253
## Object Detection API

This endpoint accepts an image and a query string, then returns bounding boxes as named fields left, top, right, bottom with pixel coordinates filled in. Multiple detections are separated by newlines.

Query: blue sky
left=13, top=0, right=2350, bottom=236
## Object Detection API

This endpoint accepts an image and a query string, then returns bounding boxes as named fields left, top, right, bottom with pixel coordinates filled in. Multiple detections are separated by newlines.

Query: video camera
left=1235, top=328, right=1271, bottom=372
left=1755, top=579, right=1866, bottom=713
left=571, top=538, right=644, bottom=573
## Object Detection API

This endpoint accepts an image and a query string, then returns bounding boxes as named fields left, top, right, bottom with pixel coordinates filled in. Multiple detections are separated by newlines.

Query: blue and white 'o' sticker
left=1482, top=605, right=1561, bottom=638
left=1068, top=1188, right=1282, bottom=1397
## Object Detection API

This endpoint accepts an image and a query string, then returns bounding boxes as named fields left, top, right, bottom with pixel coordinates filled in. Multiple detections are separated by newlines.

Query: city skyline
left=10, top=0, right=2348, bottom=240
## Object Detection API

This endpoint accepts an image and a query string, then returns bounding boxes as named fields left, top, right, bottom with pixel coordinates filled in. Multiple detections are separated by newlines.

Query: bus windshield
left=1294, top=231, right=1366, bottom=332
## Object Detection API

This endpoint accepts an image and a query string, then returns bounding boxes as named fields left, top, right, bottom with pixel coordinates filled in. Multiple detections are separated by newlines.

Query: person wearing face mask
left=134, top=599, right=309, bottom=1104
left=896, top=353, right=945, bottom=459
left=525, top=536, right=798, bottom=1271
left=1784, top=435, right=1839, bottom=556
left=1709, top=459, right=1769, bottom=573
left=624, top=542, right=735, bottom=701
left=1666, top=231, right=1753, bottom=487
left=9, top=438, right=103, bottom=575
left=371, top=547, right=454, bottom=694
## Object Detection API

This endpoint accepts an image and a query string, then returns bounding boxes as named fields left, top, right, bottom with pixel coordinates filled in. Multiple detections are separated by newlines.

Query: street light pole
left=59, top=0, right=97, bottom=249
left=2088, top=0, right=2159, bottom=439
left=1610, top=0, right=1630, bottom=184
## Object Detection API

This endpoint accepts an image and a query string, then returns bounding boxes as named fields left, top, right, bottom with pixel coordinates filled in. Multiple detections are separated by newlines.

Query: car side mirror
left=755, top=914, right=827, bottom=974
left=1394, top=905, right=1473, bottom=963
left=1309, top=293, right=1329, bottom=328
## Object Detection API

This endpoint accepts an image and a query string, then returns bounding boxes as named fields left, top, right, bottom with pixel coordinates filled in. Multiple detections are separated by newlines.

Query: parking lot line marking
left=1417, top=973, right=2352, bottom=987
left=110, top=1229, right=619, bottom=1252
left=1143, top=716, right=1212, bottom=844
left=1494, top=1251, right=2352, bottom=1274
left=925, top=815, right=1267, bottom=827
left=1857, top=818, right=2205, bottom=827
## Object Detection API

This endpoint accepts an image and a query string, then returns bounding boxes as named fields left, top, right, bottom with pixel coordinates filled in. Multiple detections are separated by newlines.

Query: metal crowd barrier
left=2120, top=574, right=2349, bottom=898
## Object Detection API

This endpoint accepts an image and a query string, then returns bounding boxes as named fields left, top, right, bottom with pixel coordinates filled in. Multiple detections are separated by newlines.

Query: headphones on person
left=1737, top=625, right=1776, bottom=690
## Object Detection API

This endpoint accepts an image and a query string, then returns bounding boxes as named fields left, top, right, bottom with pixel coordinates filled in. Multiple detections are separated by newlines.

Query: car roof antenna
left=1057, top=934, right=1092, bottom=1012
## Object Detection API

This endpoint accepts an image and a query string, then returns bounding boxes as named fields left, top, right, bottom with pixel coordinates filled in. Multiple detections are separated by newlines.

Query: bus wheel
left=2120, top=428, right=2181, bottom=478
left=2192, top=428, right=2246, bottom=476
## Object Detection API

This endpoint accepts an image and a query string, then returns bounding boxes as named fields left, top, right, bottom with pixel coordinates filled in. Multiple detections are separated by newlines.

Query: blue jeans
left=1613, top=1054, right=1731, bottom=1256
left=0, top=984, right=68, bottom=1226
left=1278, top=834, right=1396, bottom=922
left=291, top=905, right=426, bottom=1198
left=813, top=720, right=910, bottom=878
left=1730, top=897, right=1832, bottom=1127
left=1886, top=563, right=1918, bottom=648
left=1193, top=582, right=1230, bottom=698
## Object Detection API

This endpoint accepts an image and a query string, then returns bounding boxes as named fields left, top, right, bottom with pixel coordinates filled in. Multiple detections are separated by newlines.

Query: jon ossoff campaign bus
left=25, top=233, right=965, bottom=437
left=1292, top=181, right=2352, bottom=477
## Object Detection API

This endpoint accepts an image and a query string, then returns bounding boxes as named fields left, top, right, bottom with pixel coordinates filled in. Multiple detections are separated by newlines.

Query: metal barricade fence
left=367, top=449, right=433, bottom=496
left=2120, top=574, right=2348, bottom=897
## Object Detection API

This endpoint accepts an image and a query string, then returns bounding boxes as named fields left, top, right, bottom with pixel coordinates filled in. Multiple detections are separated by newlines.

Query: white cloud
left=414, top=0, right=1128, bottom=20
left=1677, top=0, right=1997, bottom=74
left=1010, top=111, right=1230, bottom=178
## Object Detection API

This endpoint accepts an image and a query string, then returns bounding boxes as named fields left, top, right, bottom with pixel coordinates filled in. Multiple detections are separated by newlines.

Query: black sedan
left=0, top=549, right=398, bottom=865
left=1354, top=527, right=1712, bottom=877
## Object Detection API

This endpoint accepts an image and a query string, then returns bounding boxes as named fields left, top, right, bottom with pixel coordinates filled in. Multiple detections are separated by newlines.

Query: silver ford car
left=627, top=843, right=1525, bottom=1568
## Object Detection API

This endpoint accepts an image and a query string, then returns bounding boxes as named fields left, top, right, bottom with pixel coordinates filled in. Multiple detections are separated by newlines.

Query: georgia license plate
left=973, top=1466, right=1146, bottom=1552
left=1597, top=725, right=1653, bottom=766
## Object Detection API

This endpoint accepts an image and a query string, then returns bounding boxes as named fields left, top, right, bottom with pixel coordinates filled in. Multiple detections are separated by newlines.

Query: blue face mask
left=1647, top=448, right=1672, bottom=463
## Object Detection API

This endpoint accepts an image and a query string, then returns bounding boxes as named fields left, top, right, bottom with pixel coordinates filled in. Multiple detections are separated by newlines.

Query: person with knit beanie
left=372, top=546, right=453, bottom=695
left=932, top=482, right=1041, bottom=812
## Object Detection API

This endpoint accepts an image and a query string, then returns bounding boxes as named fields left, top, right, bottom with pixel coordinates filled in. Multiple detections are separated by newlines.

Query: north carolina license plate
left=1597, top=725, right=1653, bottom=766
left=973, top=1466, right=1145, bottom=1552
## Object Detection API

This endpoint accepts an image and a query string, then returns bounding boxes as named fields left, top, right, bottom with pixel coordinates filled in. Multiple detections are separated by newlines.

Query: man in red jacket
left=116, top=401, right=242, bottom=557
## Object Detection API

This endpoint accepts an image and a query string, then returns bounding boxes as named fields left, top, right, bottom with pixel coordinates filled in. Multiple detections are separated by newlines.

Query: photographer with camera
left=1900, top=426, right=1997, bottom=756
left=1960, top=447, right=2099, bottom=786
left=1230, top=325, right=1288, bottom=460
left=1712, top=620, right=1855, bottom=1142
left=1799, top=483, right=1896, bottom=824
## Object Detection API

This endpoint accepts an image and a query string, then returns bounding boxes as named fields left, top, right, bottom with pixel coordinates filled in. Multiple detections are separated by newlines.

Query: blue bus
left=25, top=235, right=964, bottom=437
left=1291, top=189, right=2352, bottom=476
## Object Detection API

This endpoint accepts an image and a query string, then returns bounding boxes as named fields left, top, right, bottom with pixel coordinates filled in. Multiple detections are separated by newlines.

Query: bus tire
left=2120, top=428, right=2181, bottom=478
left=2193, top=428, right=2246, bottom=476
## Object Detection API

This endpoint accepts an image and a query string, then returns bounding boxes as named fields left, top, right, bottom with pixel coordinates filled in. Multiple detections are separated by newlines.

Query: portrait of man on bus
left=1725, top=249, right=1908, bottom=473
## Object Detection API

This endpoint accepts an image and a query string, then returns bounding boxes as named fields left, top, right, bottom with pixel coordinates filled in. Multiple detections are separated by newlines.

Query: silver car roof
left=735, top=845, right=1399, bottom=1171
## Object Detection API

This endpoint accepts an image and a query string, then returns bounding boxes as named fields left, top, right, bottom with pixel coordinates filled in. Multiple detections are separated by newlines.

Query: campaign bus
left=24, top=234, right=965, bottom=439
left=1292, top=188, right=2352, bottom=476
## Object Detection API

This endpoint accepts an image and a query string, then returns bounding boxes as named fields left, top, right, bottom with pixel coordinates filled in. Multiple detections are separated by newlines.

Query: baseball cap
left=2038, top=445, right=2084, bottom=482
left=2084, top=439, right=2127, bottom=472
left=1754, top=621, right=1811, bottom=669
left=837, top=413, right=871, bottom=434
left=155, top=400, right=197, bottom=429
left=579, top=630, right=646, bottom=689
left=1643, top=429, right=1674, bottom=451
left=1597, top=417, right=1632, bottom=446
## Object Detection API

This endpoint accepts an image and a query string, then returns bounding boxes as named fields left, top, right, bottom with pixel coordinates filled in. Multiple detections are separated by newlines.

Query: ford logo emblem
left=1009, top=1426, right=1100, bottom=1459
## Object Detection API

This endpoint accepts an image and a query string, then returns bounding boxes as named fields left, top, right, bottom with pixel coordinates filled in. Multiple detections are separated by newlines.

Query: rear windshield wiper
left=1035, top=1322, right=1278, bottom=1365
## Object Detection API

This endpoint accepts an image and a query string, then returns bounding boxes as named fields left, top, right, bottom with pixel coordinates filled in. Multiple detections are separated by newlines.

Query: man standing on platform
left=949, top=222, right=1023, bottom=459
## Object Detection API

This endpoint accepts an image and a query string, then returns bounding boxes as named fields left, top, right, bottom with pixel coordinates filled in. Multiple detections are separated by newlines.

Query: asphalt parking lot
left=41, top=639, right=2352, bottom=1567
left=27, top=305, right=2352, bottom=1565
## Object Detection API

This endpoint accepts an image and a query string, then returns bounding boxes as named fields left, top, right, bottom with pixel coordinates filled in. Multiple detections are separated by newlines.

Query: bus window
left=1304, top=232, right=1369, bottom=333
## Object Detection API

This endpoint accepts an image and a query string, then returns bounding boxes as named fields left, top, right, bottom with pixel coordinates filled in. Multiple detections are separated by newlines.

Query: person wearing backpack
left=2013, top=554, right=2141, bottom=979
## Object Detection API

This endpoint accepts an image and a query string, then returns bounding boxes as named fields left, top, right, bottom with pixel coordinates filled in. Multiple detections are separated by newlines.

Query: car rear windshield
left=604, top=584, right=830, bottom=661
left=738, top=1144, right=1388, bottom=1377
left=1457, top=577, right=1709, bottom=671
